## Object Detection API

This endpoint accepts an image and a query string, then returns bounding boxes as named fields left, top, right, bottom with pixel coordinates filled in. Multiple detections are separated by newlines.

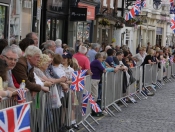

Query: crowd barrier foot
left=134, top=93, right=142, bottom=100
left=139, top=91, right=148, bottom=99
left=69, top=129, right=75, bottom=132
left=144, top=87, right=151, bottom=93
left=89, top=115, right=99, bottom=125
left=120, top=99, right=128, bottom=107
left=106, top=107, right=115, bottom=116
left=127, top=96, right=136, bottom=104
left=81, top=121, right=92, bottom=132
left=155, top=82, right=162, bottom=89
left=84, top=119, right=96, bottom=131
left=112, top=103, right=122, bottom=112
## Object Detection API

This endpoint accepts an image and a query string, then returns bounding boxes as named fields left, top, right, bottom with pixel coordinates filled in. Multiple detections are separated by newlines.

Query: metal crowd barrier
left=77, top=75, right=99, bottom=132
left=101, top=71, right=124, bottom=116
left=171, top=63, right=175, bottom=76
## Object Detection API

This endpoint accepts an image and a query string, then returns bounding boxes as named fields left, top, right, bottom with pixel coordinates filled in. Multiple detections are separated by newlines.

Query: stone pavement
left=79, top=82, right=175, bottom=132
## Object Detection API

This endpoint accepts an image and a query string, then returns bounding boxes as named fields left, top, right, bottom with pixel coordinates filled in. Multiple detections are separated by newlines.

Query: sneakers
left=102, top=110, right=108, bottom=115
left=147, top=92, right=155, bottom=96
left=129, top=97, right=137, bottom=103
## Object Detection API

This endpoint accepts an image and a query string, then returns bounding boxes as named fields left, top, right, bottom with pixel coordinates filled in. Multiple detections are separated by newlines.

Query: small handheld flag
left=71, top=70, right=87, bottom=91
left=16, top=88, right=26, bottom=104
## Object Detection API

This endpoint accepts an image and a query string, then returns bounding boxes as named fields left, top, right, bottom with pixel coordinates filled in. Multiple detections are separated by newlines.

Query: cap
left=62, top=52, right=72, bottom=59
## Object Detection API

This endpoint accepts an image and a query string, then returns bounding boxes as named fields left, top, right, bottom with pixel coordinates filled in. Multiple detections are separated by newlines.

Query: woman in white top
left=132, top=47, right=146, bottom=66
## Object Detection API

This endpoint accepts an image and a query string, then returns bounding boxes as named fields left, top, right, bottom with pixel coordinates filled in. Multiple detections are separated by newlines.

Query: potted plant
left=99, top=19, right=110, bottom=27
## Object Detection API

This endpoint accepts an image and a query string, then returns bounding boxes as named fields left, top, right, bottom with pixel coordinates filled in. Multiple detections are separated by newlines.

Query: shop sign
left=78, top=3, right=95, bottom=20
left=70, top=7, right=87, bottom=21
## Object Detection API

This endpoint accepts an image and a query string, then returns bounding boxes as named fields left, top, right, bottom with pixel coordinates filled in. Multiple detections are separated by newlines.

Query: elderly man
left=42, top=40, right=56, bottom=53
left=26, top=32, right=39, bottom=47
left=1, top=46, right=19, bottom=91
left=12, top=45, right=49, bottom=92
left=55, top=39, right=63, bottom=55
left=73, top=45, right=92, bottom=75
left=87, top=43, right=100, bottom=63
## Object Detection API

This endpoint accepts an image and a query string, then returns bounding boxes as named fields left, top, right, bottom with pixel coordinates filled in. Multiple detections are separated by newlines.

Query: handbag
left=50, top=84, right=62, bottom=108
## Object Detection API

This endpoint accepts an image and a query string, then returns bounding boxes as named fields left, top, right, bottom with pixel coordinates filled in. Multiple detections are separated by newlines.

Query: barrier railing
left=0, top=62, right=172, bottom=131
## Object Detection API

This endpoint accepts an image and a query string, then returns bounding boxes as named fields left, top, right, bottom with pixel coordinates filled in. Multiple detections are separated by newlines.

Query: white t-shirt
left=53, top=65, right=66, bottom=78
left=58, top=64, right=74, bottom=80
left=34, top=72, right=44, bottom=86
left=133, top=53, right=146, bottom=66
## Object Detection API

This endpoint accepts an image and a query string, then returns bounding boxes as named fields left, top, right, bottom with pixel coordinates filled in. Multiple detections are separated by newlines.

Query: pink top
left=73, top=53, right=90, bottom=70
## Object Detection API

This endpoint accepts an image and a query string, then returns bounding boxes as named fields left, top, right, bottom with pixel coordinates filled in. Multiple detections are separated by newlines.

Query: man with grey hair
left=101, top=45, right=112, bottom=57
left=42, top=40, right=56, bottom=53
left=55, top=39, right=63, bottom=55
left=12, top=45, right=49, bottom=92
left=73, top=45, right=92, bottom=75
left=87, top=43, right=100, bottom=62
left=1, top=46, right=19, bottom=90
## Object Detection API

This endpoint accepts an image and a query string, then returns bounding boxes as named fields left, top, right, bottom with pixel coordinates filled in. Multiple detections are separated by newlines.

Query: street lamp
left=153, top=0, right=162, bottom=10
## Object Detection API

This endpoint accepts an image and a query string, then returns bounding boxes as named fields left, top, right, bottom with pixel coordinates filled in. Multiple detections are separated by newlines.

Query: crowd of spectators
left=0, top=33, right=175, bottom=131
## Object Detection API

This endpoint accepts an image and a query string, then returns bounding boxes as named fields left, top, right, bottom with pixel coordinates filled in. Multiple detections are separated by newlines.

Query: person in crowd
left=115, top=45, right=120, bottom=52
left=10, top=37, right=17, bottom=46
left=55, top=39, right=63, bottom=55
left=141, top=49, right=156, bottom=96
left=106, top=49, right=116, bottom=67
left=1, top=46, right=19, bottom=91
left=12, top=45, right=49, bottom=93
left=52, top=54, right=69, bottom=91
left=59, top=52, right=79, bottom=130
left=11, top=44, right=23, bottom=58
left=42, top=40, right=56, bottom=53
left=68, top=47, right=76, bottom=56
left=87, top=43, right=100, bottom=62
left=90, top=53, right=106, bottom=116
left=73, top=45, right=92, bottom=75
left=0, top=59, right=13, bottom=100
left=101, top=45, right=111, bottom=57
left=63, top=44, right=69, bottom=52
left=26, top=32, right=39, bottom=47
left=75, top=40, right=81, bottom=52
left=34, top=54, right=53, bottom=88
left=100, top=42, right=106, bottom=52
left=0, top=39, right=8, bottom=54
left=101, top=55, right=120, bottom=72
left=146, top=42, right=151, bottom=52
left=132, top=47, right=146, bottom=66
left=19, top=38, right=35, bottom=55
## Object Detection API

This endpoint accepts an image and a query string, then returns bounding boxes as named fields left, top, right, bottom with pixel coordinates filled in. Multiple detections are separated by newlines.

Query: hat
left=62, top=52, right=72, bottom=59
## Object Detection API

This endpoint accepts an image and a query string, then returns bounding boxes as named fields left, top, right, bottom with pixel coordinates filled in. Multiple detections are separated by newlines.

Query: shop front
left=39, top=0, right=69, bottom=45
left=68, top=1, right=96, bottom=48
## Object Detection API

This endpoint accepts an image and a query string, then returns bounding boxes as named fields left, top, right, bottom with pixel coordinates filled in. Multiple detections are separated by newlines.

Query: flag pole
left=0, top=101, right=33, bottom=112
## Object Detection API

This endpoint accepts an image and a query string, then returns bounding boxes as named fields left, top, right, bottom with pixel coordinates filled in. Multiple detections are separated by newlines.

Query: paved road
left=79, top=82, right=175, bottom=132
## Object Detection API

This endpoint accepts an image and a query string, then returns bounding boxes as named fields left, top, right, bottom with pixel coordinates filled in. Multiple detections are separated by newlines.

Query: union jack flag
left=71, top=70, right=87, bottom=91
left=16, top=88, right=26, bottom=104
left=0, top=103, right=31, bottom=132
left=170, top=17, right=175, bottom=33
left=125, top=8, right=136, bottom=21
left=170, top=0, right=174, bottom=7
left=170, top=0, right=175, bottom=14
left=141, top=0, right=146, bottom=8
left=82, top=92, right=90, bottom=116
left=89, top=94, right=101, bottom=113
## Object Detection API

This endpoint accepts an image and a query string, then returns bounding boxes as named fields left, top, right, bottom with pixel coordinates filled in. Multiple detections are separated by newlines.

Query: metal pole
left=139, top=24, right=141, bottom=47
